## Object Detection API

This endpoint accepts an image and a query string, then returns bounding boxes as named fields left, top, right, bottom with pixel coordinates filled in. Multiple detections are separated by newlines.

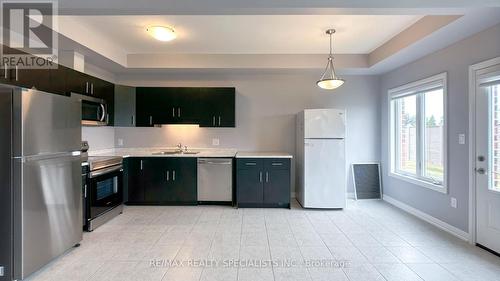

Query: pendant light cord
left=329, top=31, right=333, bottom=57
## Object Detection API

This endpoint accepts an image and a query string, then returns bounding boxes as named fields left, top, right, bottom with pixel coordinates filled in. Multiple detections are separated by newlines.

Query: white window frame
left=388, top=72, right=448, bottom=193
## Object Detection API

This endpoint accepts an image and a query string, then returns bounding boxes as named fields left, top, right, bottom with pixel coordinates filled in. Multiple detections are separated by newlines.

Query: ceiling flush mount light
left=317, top=29, right=344, bottom=90
left=147, top=26, right=177, bottom=42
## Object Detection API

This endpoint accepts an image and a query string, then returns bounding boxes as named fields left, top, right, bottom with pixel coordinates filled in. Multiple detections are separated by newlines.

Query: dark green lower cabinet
left=236, top=158, right=291, bottom=208
left=124, top=157, right=144, bottom=203
left=125, top=157, right=197, bottom=205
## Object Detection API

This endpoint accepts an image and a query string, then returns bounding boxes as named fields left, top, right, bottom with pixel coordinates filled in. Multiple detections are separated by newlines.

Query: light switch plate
left=458, top=134, right=466, bottom=145
left=212, top=138, right=220, bottom=146
left=451, top=197, right=457, bottom=208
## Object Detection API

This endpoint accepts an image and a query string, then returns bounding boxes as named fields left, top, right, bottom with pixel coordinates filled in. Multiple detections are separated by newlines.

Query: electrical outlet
left=458, top=134, right=466, bottom=145
left=212, top=138, right=220, bottom=146
left=450, top=197, right=457, bottom=208
left=117, top=138, right=124, bottom=146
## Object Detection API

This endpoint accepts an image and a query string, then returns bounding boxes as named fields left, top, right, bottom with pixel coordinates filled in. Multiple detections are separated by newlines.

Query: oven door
left=87, top=165, right=123, bottom=220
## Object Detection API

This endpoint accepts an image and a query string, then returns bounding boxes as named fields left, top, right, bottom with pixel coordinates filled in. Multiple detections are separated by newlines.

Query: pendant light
left=317, top=29, right=344, bottom=90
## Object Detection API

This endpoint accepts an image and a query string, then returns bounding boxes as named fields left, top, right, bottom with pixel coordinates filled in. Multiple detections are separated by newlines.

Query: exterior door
left=475, top=61, right=500, bottom=254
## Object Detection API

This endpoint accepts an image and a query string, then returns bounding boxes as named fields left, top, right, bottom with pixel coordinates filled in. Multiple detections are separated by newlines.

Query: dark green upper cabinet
left=135, top=87, right=235, bottom=127
left=5, top=64, right=68, bottom=96
left=199, top=87, right=235, bottom=127
left=165, top=87, right=199, bottom=124
left=65, top=68, right=87, bottom=95
left=136, top=87, right=164, bottom=126
left=114, top=85, right=136, bottom=127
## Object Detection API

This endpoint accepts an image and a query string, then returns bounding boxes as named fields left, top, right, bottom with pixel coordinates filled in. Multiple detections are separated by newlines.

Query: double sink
left=152, top=149, right=200, bottom=155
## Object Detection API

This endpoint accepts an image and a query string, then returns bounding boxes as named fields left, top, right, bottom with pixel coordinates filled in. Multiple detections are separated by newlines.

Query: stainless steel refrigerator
left=0, top=86, right=82, bottom=280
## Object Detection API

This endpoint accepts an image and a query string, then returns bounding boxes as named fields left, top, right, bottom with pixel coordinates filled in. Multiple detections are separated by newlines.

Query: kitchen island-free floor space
left=26, top=200, right=500, bottom=281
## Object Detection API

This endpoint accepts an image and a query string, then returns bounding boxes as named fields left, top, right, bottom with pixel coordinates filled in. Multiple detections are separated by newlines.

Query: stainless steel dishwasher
left=197, top=158, right=233, bottom=204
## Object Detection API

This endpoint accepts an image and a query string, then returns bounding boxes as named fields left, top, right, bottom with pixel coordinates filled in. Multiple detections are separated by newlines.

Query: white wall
left=82, top=126, right=115, bottom=151
left=380, top=23, right=500, bottom=232
left=114, top=72, right=381, bottom=193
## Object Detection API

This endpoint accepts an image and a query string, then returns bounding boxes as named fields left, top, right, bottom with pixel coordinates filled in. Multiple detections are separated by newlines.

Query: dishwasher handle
left=198, top=158, right=232, bottom=165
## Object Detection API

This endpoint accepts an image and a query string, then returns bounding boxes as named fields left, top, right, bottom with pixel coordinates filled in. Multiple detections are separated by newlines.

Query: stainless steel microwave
left=71, top=93, right=108, bottom=126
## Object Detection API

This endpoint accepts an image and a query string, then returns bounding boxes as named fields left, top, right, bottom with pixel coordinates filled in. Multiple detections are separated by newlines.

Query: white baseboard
left=383, top=195, right=470, bottom=242
left=347, top=192, right=356, bottom=200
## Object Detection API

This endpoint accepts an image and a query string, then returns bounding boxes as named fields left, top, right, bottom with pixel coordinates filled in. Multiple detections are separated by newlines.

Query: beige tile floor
left=27, top=200, right=500, bottom=281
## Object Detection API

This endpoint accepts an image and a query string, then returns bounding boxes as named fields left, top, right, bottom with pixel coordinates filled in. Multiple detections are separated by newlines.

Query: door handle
left=3, top=64, right=7, bottom=79
left=259, top=172, right=262, bottom=182
left=149, top=116, right=153, bottom=126
left=166, top=170, right=170, bottom=181
left=91, top=83, right=94, bottom=95
left=131, top=115, right=135, bottom=126
left=266, top=172, right=269, bottom=183
left=476, top=168, right=486, bottom=175
left=99, top=104, right=107, bottom=122
left=140, top=160, right=143, bottom=170
left=84, top=184, right=87, bottom=198
left=15, top=65, right=18, bottom=81
left=173, top=170, right=176, bottom=181
left=178, top=107, right=181, bottom=117
left=86, top=82, right=89, bottom=94
left=213, top=116, right=216, bottom=126
left=172, top=107, right=175, bottom=117
left=218, top=116, right=221, bottom=126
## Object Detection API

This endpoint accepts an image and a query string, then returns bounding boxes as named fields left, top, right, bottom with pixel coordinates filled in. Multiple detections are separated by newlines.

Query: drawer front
left=237, top=158, right=263, bottom=170
left=264, top=158, right=290, bottom=170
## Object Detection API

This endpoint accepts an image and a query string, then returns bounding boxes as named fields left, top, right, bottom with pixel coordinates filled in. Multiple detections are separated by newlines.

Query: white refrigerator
left=296, top=109, right=346, bottom=208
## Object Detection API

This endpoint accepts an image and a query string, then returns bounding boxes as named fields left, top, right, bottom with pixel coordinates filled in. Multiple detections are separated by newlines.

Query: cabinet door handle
left=172, top=107, right=175, bottom=117
left=131, top=115, right=135, bottom=126
left=149, top=116, right=153, bottom=126
left=245, top=162, right=257, bottom=166
left=84, top=184, right=87, bottom=198
left=140, top=160, right=143, bottom=170
left=166, top=171, right=170, bottom=181
left=3, top=64, right=7, bottom=79
left=91, top=83, right=94, bottom=95
left=266, top=172, right=269, bottom=183
left=86, top=82, right=89, bottom=93
left=173, top=170, right=176, bottom=181
left=259, top=172, right=262, bottom=183
left=15, top=65, right=18, bottom=81
left=178, top=107, right=181, bottom=117
left=218, top=116, right=221, bottom=126
left=213, top=116, right=216, bottom=126
left=271, top=162, right=283, bottom=166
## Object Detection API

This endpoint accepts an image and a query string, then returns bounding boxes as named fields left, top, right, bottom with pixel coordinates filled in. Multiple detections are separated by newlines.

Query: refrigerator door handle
left=14, top=151, right=81, bottom=162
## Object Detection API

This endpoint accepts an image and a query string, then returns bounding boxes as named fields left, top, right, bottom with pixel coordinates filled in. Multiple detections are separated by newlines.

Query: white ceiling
left=58, top=15, right=422, bottom=54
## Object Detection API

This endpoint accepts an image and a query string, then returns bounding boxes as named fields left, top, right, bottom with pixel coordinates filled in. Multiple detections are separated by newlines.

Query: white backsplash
left=82, top=126, right=115, bottom=151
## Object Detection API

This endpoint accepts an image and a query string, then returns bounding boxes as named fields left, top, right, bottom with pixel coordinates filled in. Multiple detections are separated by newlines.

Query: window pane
left=423, top=89, right=444, bottom=182
left=395, top=95, right=417, bottom=175
left=489, top=83, right=500, bottom=192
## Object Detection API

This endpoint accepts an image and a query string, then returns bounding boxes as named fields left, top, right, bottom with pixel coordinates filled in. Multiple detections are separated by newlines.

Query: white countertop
left=235, top=152, right=293, bottom=158
left=88, top=147, right=238, bottom=158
